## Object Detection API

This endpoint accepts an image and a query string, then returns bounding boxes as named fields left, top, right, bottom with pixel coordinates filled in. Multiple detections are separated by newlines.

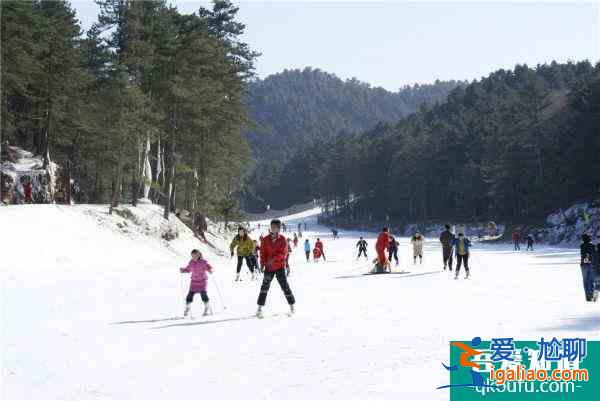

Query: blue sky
left=72, top=1, right=600, bottom=91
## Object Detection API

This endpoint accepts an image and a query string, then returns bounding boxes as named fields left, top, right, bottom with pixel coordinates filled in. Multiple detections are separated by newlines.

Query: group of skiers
left=438, top=224, right=472, bottom=279
left=364, top=225, right=471, bottom=279
left=304, top=237, right=326, bottom=262
left=512, top=230, right=535, bottom=251
left=181, top=219, right=296, bottom=318
left=179, top=218, right=600, bottom=318
left=358, top=229, right=425, bottom=268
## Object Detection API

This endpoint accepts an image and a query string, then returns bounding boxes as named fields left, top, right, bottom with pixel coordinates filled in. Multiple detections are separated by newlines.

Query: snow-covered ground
left=1, top=204, right=599, bottom=400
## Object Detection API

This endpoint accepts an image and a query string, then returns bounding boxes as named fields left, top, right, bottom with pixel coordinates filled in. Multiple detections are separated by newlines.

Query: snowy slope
left=1, top=205, right=599, bottom=400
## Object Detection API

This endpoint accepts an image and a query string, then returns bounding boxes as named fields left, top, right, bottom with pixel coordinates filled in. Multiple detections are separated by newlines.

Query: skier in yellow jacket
left=230, top=227, right=257, bottom=281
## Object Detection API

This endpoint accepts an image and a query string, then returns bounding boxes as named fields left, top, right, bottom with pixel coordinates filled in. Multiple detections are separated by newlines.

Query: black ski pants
left=456, top=254, right=469, bottom=273
left=237, top=255, right=255, bottom=273
left=257, top=268, right=295, bottom=306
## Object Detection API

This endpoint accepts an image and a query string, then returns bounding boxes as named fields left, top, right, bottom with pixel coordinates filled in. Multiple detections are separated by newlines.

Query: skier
left=453, top=233, right=471, bottom=279
left=293, top=232, right=299, bottom=248
left=512, top=230, right=521, bottom=251
left=313, top=246, right=323, bottom=262
left=332, top=229, right=339, bottom=239
left=375, top=227, right=390, bottom=272
left=315, top=238, right=326, bottom=261
left=180, top=249, right=213, bottom=317
left=388, top=234, right=399, bottom=266
left=286, top=238, right=293, bottom=276
left=526, top=234, right=535, bottom=251
left=251, top=239, right=261, bottom=274
left=304, top=239, right=311, bottom=262
left=356, top=236, right=368, bottom=259
left=580, top=234, right=596, bottom=302
left=411, top=231, right=425, bottom=264
left=304, top=222, right=307, bottom=231
left=230, top=227, right=256, bottom=281
left=257, top=219, right=296, bottom=318
left=439, top=224, right=455, bottom=271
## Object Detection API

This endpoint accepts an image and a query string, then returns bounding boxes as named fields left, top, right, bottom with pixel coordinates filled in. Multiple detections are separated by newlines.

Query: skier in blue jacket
left=304, top=239, right=311, bottom=262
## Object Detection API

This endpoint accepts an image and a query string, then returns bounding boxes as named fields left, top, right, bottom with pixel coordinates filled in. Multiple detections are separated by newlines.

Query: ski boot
left=466, top=271, right=471, bottom=279
left=184, top=304, right=191, bottom=317
left=454, top=272, right=459, bottom=280
left=256, top=306, right=264, bottom=319
left=289, top=304, right=295, bottom=316
left=251, top=271, right=256, bottom=281
left=202, top=301, right=212, bottom=316
left=235, top=273, right=241, bottom=282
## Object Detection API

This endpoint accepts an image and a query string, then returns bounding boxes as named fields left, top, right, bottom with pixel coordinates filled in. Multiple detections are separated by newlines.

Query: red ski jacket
left=376, top=232, right=390, bottom=253
left=260, top=233, right=289, bottom=272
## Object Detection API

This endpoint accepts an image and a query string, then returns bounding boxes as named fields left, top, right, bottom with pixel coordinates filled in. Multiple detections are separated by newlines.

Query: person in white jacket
left=411, top=231, right=425, bottom=264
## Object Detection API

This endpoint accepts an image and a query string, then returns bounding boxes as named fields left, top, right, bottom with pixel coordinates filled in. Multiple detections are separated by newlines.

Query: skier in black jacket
left=356, top=237, right=368, bottom=259
left=388, top=235, right=399, bottom=266
left=580, top=234, right=596, bottom=302
left=439, top=224, right=455, bottom=271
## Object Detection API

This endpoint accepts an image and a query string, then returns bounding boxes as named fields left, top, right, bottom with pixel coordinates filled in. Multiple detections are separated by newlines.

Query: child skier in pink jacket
left=180, top=249, right=213, bottom=317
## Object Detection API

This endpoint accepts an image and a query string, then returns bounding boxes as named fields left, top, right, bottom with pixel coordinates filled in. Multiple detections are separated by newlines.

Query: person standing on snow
left=304, top=239, right=311, bottom=262
left=580, top=234, right=596, bottom=302
left=594, top=242, right=600, bottom=301
left=356, top=237, right=368, bottom=259
left=411, top=231, right=425, bottom=265
left=512, top=230, right=521, bottom=251
left=439, top=224, right=455, bottom=271
left=230, top=227, right=256, bottom=281
left=293, top=232, right=299, bottom=248
left=251, top=239, right=261, bottom=274
left=375, top=227, right=390, bottom=271
left=180, top=249, right=213, bottom=317
left=315, top=238, right=326, bottom=261
left=453, top=233, right=471, bottom=279
left=257, top=219, right=296, bottom=317
left=286, top=238, right=293, bottom=276
left=526, top=234, right=535, bottom=251
left=388, top=234, right=399, bottom=266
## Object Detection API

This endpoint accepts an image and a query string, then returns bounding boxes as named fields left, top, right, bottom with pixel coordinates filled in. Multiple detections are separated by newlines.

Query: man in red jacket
left=315, top=238, right=326, bottom=261
left=512, top=230, right=521, bottom=251
left=376, top=227, right=390, bottom=270
left=257, top=219, right=296, bottom=318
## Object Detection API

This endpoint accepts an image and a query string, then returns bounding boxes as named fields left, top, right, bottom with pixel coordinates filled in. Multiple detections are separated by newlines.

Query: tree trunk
left=64, top=159, right=72, bottom=205
left=109, top=148, right=124, bottom=214
left=163, top=107, right=176, bottom=220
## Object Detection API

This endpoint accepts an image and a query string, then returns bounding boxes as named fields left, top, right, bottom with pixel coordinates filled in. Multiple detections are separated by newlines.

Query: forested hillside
left=1, top=0, right=257, bottom=222
left=248, top=61, right=600, bottom=222
left=245, top=68, right=462, bottom=160
left=242, top=69, right=462, bottom=209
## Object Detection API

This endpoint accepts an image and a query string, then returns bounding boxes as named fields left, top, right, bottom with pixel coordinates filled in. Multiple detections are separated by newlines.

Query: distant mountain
left=245, top=67, right=463, bottom=160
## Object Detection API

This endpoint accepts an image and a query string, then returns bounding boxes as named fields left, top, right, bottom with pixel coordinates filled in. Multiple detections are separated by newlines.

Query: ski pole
left=179, top=271, right=186, bottom=314
left=211, top=274, right=227, bottom=310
